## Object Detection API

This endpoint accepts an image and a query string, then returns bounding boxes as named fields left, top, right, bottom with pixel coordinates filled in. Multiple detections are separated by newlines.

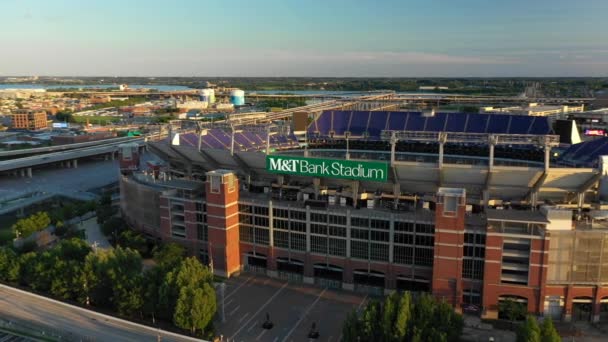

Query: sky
left=1, top=0, right=607, bottom=77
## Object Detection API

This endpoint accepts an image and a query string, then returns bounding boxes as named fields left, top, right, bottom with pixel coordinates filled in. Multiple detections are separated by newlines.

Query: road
left=0, top=285, right=203, bottom=342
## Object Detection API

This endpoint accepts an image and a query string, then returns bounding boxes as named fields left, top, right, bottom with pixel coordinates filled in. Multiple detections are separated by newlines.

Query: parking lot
left=216, top=274, right=368, bottom=342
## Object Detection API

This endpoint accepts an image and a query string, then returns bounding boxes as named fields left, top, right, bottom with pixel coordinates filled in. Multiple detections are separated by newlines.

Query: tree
left=540, top=318, right=560, bottom=342
left=55, top=111, right=74, bottom=123
left=117, top=230, right=147, bottom=255
left=517, top=315, right=541, bottom=342
left=153, top=243, right=185, bottom=271
left=499, top=298, right=528, bottom=324
left=394, top=291, right=411, bottom=340
left=0, top=247, right=20, bottom=282
left=173, top=283, right=216, bottom=335
left=341, top=292, right=463, bottom=342
left=101, top=217, right=127, bottom=238
left=12, top=212, right=51, bottom=239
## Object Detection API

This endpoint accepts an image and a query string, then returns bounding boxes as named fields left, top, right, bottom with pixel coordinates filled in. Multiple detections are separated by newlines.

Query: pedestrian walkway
left=80, top=217, right=112, bottom=250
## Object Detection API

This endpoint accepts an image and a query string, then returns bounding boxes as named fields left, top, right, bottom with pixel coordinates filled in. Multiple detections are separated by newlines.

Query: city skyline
left=1, top=0, right=607, bottom=77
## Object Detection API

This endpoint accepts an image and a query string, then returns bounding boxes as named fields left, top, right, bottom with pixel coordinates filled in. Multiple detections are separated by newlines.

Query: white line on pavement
left=225, top=298, right=234, bottom=307
left=247, top=321, right=259, bottom=332
left=224, top=276, right=252, bottom=300
left=255, top=329, right=267, bottom=341
left=357, top=294, right=368, bottom=312
left=228, top=305, right=241, bottom=316
left=281, top=287, right=327, bottom=342
left=237, top=312, right=250, bottom=324
left=272, top=337, right=279, bottom=342
left=231, top=282, right=288, bottom=339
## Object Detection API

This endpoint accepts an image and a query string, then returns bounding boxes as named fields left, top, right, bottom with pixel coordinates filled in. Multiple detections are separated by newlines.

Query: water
left=0, top=84, right=192, bottom=91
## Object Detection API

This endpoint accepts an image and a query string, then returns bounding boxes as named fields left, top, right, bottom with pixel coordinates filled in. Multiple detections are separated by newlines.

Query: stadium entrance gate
left=276, top=257, right=304, bottom=283
left=313, top=264, right=343, bottom=289
left=244, top=252, right=267, bottom=274
left=353, top=270, right=385, bottom=296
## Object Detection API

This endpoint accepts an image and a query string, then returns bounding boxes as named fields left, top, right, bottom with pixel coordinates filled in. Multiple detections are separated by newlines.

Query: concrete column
left=65, top=160, right=71, bottom=168
left=593, top=286, right=602, bottom=323
left=111, top=152, right=115, bottom=160
left=351, top=181, right=359, bottom=207
left=26, top=167, right=32, bottom=178
left=313, top=178, right=321, bottom=199
left=104, top=154, right=109, bottom=161
left=73, top=159, right=78, bottom=168
left=20, top=169, right=25, bottom=178
left=393, top=183, right=400, bottom=210
left=388, top=215, right=395, bottom=263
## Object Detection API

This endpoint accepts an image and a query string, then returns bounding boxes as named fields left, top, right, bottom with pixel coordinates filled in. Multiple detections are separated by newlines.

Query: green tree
left=0, top=247, right=20, bottom=282
left=173, top=283, right=216, bottom=335
left=55, top=111, right=74, bottom=123
left=341, top=310, right=360, bottom=342
left=394, top=292, right=411, bottom=341
left=381, top=292, right=398, bottom=340
left=499, top=298, right=528, bottom=324
left=117, top=230, right=147, bottom=255
left=517, top=315, right=541, bottom=342
left=540, top=318, right=560, bottom=342
left=153, top=243, right=185, bottom=270
left=12, top=212, right=51, bottom=239
left=360, top=300, right=381, bottom=341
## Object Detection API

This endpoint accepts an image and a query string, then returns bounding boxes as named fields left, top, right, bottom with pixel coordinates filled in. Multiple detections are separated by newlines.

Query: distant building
left=51, top=132, right=116, bottom=145
left=419, top=86, right=449, bottom=90
left=480, top=103, right=584, bottom=116
left=10, top=109, right=48, bottom=130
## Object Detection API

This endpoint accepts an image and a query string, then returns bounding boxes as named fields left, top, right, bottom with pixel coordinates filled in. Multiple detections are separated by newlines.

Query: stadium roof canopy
left=559, top=137, right=608, bottom=167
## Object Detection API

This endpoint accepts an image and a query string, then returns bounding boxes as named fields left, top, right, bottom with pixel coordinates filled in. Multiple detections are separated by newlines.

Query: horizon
left=1, top=0, right=607, bottom=77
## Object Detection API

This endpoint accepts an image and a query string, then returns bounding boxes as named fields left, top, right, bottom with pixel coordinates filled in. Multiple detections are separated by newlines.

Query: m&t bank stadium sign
left=266, top=155, right=388, bottom=182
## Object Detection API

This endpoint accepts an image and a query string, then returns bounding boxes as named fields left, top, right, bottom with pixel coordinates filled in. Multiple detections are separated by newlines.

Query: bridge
left=0, top=137, right=145, bottom=177
left=0, top=136, right=139, bottom=159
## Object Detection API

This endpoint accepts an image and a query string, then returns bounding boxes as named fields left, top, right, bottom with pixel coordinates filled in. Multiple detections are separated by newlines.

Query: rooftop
left=486, top=208, right=549, bottom=224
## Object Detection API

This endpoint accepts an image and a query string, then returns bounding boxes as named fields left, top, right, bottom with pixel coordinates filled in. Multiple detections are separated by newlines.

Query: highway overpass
left=0, top=138, right=145, bottom=177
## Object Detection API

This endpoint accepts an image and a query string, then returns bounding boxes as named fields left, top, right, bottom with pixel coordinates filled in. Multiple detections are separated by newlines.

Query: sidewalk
left=80, top=217, right=112, bottom=250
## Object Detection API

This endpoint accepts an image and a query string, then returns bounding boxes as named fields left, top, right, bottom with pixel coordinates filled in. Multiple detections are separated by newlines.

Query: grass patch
left=73, top=115, right=121, bottom=125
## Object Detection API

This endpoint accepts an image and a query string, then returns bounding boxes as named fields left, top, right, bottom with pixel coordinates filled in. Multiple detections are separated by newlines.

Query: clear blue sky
left=1, top=0, right=607, bottom=76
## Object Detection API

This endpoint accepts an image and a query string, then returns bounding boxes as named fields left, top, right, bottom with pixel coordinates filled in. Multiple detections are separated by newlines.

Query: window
left=415, top=235, right=434, bottom=247
left=371, top=230, right=389, bottom=242
left=311, top=224, right=327, bottom=235
left=351, top=240, right=369, bottom=260
left=253, top=206, right=269, bottom=216
left=196, top=213, right=205, bottom=223
left=393, top=245, right=413, bottom=265
left=371, top=219, right=389, bottom=230
left=464, top=246, right=485, bottom=258
left=210, top=175, right=221, bottom=193
left=462, top=289, right=481, bottom=305
left=254, top=228, right=269, bottom=245
left=328, top=238, right=346, bottom=256
left=196, top=202, right=204, bottom=212
left=290, top=210, right=306, bottom=221
left=370, top=243, right=389, bottom=262
left=415, top=224, right=434, bottom=234
left=240, top=214, right=252, bottom=224
left=239, top=204, right=251, bottom=213
left=414, top=247, right=434, bottom=266
left=351, top=217, right=369, bottom=227
left=291, top=221, right=306, bottom=232
left=171, top=225, right=186, bottom=239
left=197, top=224, right=207, bottom=241
left=351, top=228, right=369, bottom=240
left=253, top=216, right=269, bottom=227
left=311, top=213, right=326, bottom=223
left=311, top=236, right=327, bottom=254
left=395, top=221, right=414, bottom=232
left=273, top=208, right=289, bottom=218
left=394, top=233, right=413, bottom=245
left=274, top=230, right=289, bottom=248
left=462, top=259, right=485, bottom=280
left=273, top=219, right=288, bottom=230
left=290, top=233, right=306, bottom=251
left=329, top=215, right=346, bottom=225
left=240, top=226, right=253, bottom=242
left=329, top=226, right=346, bottom=237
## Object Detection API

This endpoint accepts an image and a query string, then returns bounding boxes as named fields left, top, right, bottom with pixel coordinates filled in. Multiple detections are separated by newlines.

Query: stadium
left=119, top=104, right=608, bottom=323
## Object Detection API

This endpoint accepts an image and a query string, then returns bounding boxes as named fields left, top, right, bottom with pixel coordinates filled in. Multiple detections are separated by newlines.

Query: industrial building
left=10, top=109, right=48, bottom=130
left=119, top=109, right=608, bottom=323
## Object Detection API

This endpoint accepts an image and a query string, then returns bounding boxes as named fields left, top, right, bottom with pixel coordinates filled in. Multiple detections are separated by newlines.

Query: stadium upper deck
left=151, top=110, right=604, bottom=206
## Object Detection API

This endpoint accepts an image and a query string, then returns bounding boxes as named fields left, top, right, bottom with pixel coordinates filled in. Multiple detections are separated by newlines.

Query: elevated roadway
left=0, top=284, right=204, bottom=342
left=0, top=138, right=144, bottom=176
left=0, top=136, right=139, bottom=159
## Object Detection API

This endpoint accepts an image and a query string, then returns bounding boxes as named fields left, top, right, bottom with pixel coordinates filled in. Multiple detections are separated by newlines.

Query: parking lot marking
left=225, top=298, right=234, bottom=307
left=255, top=328, right=268, bottom=341
left=247, top=320, right=258, bottom=332
left=357, top=294, right=368, bottom=312
left=237, top=312, right=250, bottom=324
left=224, top=276, right=252, bottom=300
left=280, top=287, right=327, bottom=342
left=228, top=305, right=241, bottom=316
left=231, top=282, right=288, bottom=339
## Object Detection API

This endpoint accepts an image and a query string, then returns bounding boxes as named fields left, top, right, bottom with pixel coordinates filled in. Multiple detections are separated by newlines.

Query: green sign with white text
left=266, top=155, right=388, bottom=182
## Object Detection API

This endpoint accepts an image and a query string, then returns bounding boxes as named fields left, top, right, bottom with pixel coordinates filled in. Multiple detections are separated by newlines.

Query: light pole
left=220, top=282, right=226, bottom=323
